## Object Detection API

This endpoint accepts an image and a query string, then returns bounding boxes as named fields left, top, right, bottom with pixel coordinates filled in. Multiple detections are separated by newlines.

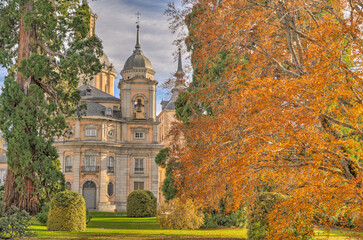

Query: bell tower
left=119, top=24, right=158, bottom=121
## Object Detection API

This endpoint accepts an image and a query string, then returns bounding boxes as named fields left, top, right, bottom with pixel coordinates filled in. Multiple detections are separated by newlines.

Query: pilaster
left=73, top=151, right=81, bottom=193
left=122, top=124, right=127, bottom=142
left=99, top=151, right=108, bottom=203
left=116, top=153, right=129, bottom=212
left=75, top=120, right=80, bottom=139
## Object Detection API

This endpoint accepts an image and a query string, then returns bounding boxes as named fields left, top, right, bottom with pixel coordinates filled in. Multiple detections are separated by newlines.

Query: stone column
left=149, top=85, right=154, bottom=120
left=117, top=122, right=121, bottom=142
left=73, top=151, right=81, bottom=194
left=59, top=151, right=64, bottom=171
left=122, top=124, right=127, bottom=143
left=116, top=152, right=129, bottom=212
left=152, top=125, right=158, bottom=143
left=150, top=151, right=159, bottom=202
left=102, top=121, right=106, bottom=141
left=98, top=151, right=109, bottom=211
left=121, top=84, right=131, bottom=118
left=75, top=120, right=80, bottom=140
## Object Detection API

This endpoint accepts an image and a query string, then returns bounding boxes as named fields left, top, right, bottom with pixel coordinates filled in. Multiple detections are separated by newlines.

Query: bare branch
left=254, top=44, right=302, bottom=78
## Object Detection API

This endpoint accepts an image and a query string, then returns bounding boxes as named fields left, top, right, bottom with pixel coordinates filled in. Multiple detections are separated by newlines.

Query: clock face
left=108, top=130, right=114, bottom=137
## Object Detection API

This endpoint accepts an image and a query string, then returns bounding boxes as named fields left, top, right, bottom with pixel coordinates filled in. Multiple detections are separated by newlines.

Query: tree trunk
left=3, top=169, right=39, bottom=214
left=16, top=1, right=33, bottom=91
left=3, top=1, right=39, bottom=214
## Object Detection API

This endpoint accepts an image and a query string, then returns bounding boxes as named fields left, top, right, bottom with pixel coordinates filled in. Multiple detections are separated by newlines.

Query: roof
left=79, top=84, right=119, bottom=102
left=77, top=102, right=122, bottom=119
left=162, top=84, right=186, bottom=111
left=122, top=25, right=153, bottom=72
left=123, top=50, right=153, bottom=71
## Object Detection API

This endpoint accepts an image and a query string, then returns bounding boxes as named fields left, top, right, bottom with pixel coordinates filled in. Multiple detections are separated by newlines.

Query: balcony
left=134, top=168, right=144, bottom=174
left=107, top=167, right=114, bottom=174
left=65, top=166, right=72, bottom=173
left=82, top=166, right=99, bottom=173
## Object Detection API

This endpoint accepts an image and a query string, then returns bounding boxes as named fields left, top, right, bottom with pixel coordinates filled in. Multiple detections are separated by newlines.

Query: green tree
left=0, top=0, right=102, bottom=214
left=155, top=148, right=177, bottom=201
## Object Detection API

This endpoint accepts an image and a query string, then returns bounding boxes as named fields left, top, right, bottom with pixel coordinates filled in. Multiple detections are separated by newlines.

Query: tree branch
left=254, top=43, right=302, bottom=78
left=322, top=114, right=363, bottom=138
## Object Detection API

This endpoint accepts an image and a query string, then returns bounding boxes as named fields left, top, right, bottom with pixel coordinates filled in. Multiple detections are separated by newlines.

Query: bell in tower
left=119, top=22, right=158, bottom=121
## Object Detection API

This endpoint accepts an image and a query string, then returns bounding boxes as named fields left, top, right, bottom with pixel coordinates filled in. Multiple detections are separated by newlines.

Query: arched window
left=65, top=156, right=72, bottom=172
left=66, top=182, right=72, bottom=191
left=107, top=156, right=114, bottom=173
left=132, top=94, right=147, bottom=119
left=107, top=182, right=114, bottom=197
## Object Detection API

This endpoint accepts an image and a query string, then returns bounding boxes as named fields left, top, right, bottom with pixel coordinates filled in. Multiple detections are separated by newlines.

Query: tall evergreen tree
left=0, top=0, right=102, bottom=214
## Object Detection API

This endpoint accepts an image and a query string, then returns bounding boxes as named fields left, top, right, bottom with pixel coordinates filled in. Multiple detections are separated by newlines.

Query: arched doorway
left=83, top=181, right=96, bottom=209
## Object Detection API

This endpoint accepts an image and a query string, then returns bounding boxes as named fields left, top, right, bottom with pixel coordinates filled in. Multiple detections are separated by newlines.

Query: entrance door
left=83, top=181, right=96, bottom=209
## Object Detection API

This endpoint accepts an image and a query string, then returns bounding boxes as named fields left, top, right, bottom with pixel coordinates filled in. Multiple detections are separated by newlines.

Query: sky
left=0, top=0, right=189, bottom=114
left=88, top=0, right=189, bottom=114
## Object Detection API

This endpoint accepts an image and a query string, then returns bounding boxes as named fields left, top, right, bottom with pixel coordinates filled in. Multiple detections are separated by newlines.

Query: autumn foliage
left=157, top=197, right=204, bottom=230
left=166, top=0, right=363, bottom=238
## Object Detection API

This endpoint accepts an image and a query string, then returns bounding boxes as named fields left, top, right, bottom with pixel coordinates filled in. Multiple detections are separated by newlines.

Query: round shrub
left=247, top=192, right=287, bottom=240
left=47, top=190, right=86, bottom=232
left=144, top=190, right=157, bottom=207
left=157, top=197, right=204, bottom=230
left=127, top=190, right=157, bottom=217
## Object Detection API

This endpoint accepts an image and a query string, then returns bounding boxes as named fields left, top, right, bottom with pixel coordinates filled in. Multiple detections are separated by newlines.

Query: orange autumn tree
left=167, top=0, right=363, bottom=238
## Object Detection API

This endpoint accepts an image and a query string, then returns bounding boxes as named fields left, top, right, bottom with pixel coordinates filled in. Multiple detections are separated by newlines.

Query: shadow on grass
left=87, top=216, right=160, bottom=230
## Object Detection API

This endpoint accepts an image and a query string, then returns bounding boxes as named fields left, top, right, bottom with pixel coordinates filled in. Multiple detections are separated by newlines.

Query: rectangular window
left=134, top=132, right=144, bottom=139
left=85, top=129, right=97, bottom=136
left=82, top=155, right=98, bottom=173
left=85, top=155, right=97, bottom=166
left=134, top=158, right=144, bottom=174
left=134, top=181, right=144, bottom=190
left=107, top=156, right=114, bottom=173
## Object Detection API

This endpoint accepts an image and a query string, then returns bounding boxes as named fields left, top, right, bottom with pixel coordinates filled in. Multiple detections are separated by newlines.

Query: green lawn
left=28, top=214, right=362, bottom=240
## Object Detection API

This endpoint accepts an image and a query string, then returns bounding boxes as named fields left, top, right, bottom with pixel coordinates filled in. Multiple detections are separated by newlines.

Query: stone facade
left=55, top=13, right=162, bottom=211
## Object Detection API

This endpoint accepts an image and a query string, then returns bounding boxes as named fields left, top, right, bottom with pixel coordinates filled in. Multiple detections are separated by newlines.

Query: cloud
left=90, top=0, right=190, bottom=114
left=0, top=1, right=190, bottom=114
left=0, top=67, right=6, bottom=91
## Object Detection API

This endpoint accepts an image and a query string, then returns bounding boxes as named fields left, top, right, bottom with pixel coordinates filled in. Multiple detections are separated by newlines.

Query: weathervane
left=136, top=12, right=141, bottom=26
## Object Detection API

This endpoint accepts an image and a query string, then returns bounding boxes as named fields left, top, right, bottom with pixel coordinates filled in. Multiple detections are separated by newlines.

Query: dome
left=122, top=25, right=154, bottom=72
left=100, top=52, right=111, bottom=66
left=123, top=50, right=153, bottom=70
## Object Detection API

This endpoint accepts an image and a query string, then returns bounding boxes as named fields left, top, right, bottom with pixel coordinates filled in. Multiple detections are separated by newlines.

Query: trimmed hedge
left=47, top=190, right=86, bottom=232
left=127, top=190, right=156, bottom=217
left=247, top=192, right=287, bottom=240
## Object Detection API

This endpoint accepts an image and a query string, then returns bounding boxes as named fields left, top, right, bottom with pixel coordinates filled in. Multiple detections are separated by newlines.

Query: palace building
left=55, top=9, right=162, bottom=211
left=0, top=5, right=184, bottom=211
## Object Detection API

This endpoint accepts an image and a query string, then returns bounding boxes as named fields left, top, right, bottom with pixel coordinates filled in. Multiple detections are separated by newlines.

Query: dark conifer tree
left=0, top=0, right=102, bottom=214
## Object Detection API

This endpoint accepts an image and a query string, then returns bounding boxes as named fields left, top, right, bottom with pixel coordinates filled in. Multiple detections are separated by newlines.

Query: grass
left=30, top=216, right=247, bottom=239
left=88, top=211, right=126, bottom=216
left=28, top=215, right=362, bottom=240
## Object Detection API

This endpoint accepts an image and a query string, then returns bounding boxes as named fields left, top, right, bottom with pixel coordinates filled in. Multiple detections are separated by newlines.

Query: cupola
left=121, top=25, right=155, bottom=80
